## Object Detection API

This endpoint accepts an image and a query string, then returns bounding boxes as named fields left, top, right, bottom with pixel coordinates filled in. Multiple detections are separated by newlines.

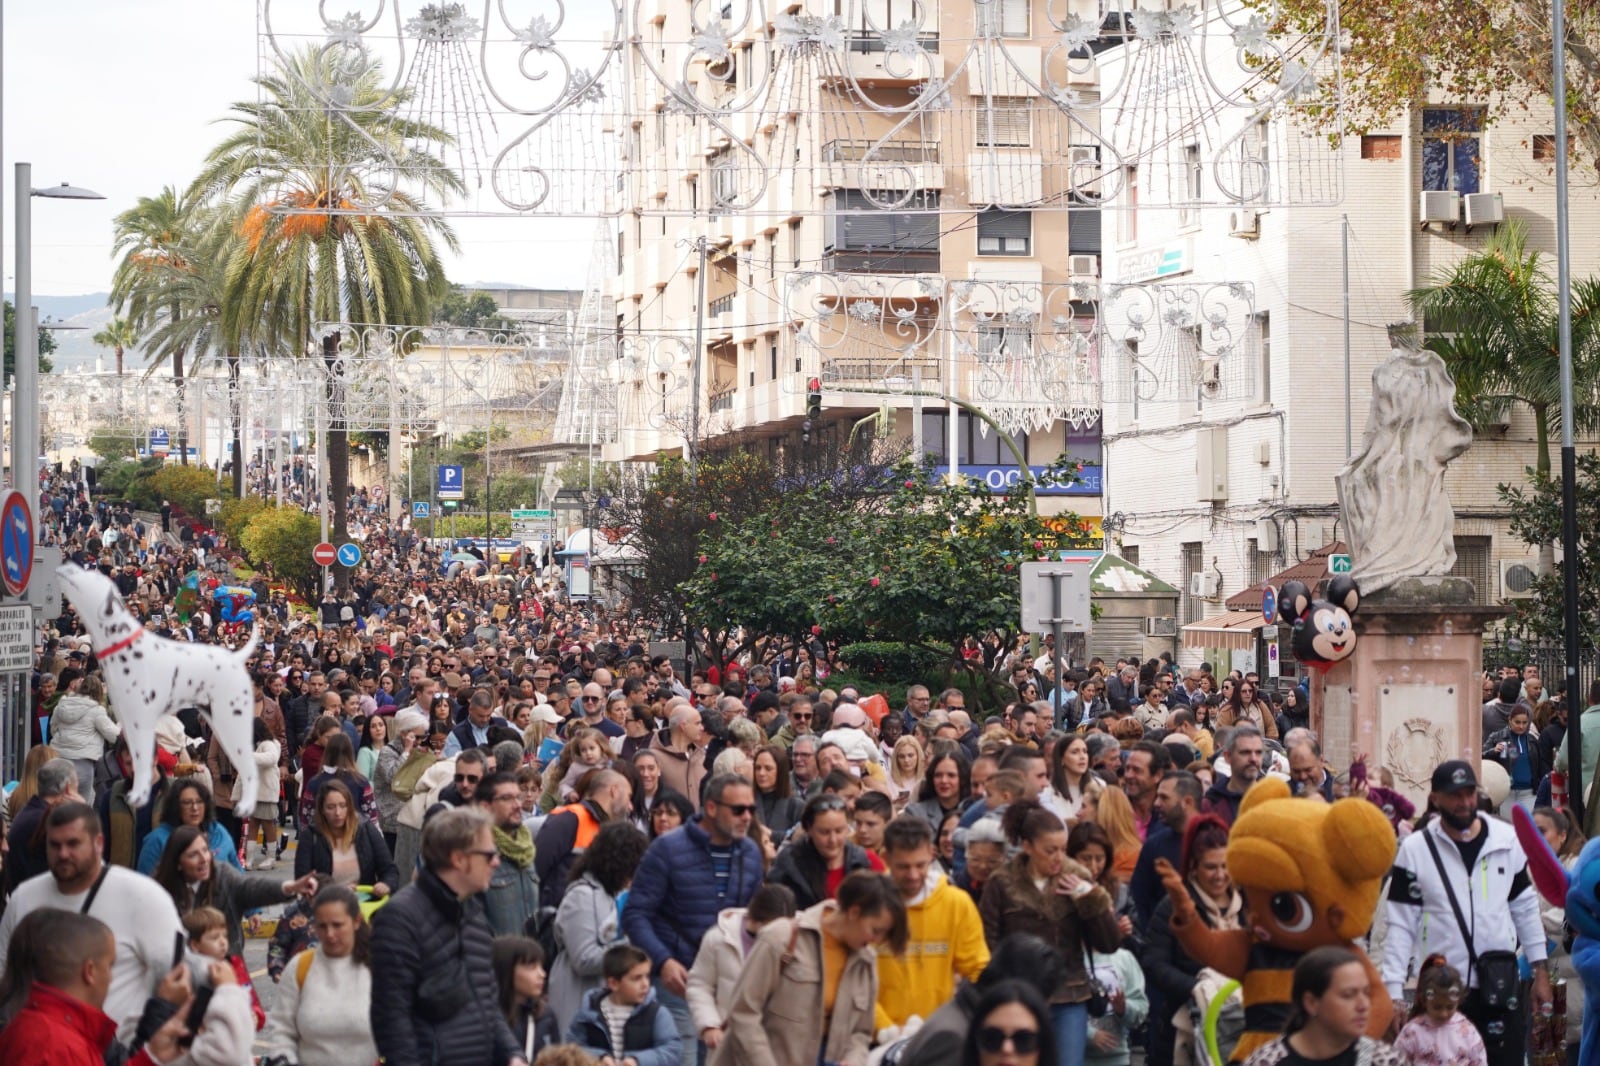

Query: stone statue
left=1335, top=325, right=1473, bottom=596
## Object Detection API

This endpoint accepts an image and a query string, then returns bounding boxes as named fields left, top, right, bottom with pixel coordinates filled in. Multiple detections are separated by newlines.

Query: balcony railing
left=709, top=293, right=735, bottom=317
left=848, top=32, right=939, bottom=54
left=822, top=355, right=944, bottom=389
left=822, top=248, right=940, bottom=274
left=708, top=388, right=735, bottom=413
left=821, top=139, right=940, bottom=164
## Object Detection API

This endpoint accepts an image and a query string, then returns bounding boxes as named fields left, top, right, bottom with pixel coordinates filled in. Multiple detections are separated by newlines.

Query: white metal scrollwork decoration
left=259, top=0, right=1343, bottom=217
left=1098, top=281, right=1257, bottom=405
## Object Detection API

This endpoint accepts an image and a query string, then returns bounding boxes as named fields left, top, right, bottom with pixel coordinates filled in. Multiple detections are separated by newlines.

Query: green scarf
left=493, top=823, right=535, bottom=868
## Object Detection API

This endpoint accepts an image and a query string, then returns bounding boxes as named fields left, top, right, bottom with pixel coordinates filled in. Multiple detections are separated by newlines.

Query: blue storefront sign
left=934, top=464, right=1103, bottom=496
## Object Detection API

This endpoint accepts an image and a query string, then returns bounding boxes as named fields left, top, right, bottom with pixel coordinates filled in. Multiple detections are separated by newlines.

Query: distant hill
left=4, top=293, right=150, bottom=372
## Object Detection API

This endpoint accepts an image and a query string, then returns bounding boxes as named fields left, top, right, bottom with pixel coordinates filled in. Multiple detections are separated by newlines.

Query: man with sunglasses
left=772, top=697, right=815, bottom=750
left=624, top=773, right=763, bottom=1065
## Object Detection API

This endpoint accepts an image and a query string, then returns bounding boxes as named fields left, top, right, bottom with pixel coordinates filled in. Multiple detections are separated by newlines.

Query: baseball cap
left=1430, top=759, right=1478, bottom=793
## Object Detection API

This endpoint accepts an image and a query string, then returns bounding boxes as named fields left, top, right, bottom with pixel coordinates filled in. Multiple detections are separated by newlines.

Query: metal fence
left=1482, top=635, right=1598, bottom=702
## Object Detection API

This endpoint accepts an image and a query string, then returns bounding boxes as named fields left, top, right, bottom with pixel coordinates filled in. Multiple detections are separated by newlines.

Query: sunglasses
left=977, top=1027, right=1040, bottom=1055
left=455, top=774, right=482, bottom=785
left=719, top=803, right=757, bottom=816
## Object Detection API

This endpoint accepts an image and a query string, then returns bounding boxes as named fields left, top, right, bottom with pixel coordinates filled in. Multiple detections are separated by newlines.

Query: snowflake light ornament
left=514, top=15, right=558, bottom=51
left=1059, top=13, right=1100, bottom=55
left=774, top=14, right=846, bottom=54
left=1231, top=13, right=1271, bottom=51
left=404, top=3, right=479, bottom=42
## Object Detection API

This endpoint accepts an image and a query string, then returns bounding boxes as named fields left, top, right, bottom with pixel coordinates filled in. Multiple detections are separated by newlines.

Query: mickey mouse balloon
left=1278, top=575, right=1361, bottom=671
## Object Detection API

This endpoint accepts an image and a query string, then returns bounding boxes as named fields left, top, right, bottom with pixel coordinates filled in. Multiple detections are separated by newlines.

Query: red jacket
left=0, top=983, right=158, bottom=1066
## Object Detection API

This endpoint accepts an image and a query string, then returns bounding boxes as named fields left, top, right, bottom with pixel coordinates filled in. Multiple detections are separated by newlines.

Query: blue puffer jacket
left=622, top=816, right=764, bottom=971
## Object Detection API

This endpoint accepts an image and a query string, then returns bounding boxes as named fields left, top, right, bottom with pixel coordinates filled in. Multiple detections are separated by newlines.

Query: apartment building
left=603, top=0, right=1109, bottom=522
left=1100, top=83, right=1600, bottom=659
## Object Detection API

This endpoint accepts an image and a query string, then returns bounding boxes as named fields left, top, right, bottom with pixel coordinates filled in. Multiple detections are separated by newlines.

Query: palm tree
left=192, top=46, right=460, bottom=571
left=1408, top=218, right=1600, bottom=481
left=91, top=316, right=136, bottom=376
left=110, top=186, right=203, bottom=465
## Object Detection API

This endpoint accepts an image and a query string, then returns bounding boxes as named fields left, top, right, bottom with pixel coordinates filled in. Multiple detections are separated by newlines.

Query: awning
left=1182, top=611, right=1270, bottom=651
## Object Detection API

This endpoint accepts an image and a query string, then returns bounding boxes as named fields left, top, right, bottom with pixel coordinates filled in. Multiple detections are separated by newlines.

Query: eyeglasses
left=465, top=849, right=500, bottom=862
left=977, top=1027, right=1040, bottom=1054
left=584, top=695, right=602, bottom=702
left=455, top=774, right=482, bottom=785
left=719, top=803, right=757, bottom=816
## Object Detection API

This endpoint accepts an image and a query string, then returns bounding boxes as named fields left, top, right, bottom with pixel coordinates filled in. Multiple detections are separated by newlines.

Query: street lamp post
left=12, top=164, right=103, bottom=487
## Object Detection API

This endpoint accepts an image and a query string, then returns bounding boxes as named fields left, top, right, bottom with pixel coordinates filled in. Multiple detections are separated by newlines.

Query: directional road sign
left=413, top=501, right=431, bottom=519
left=511, top=509, right=551, bottom=520
left=312, top=542, right=337, bottom=567
left=437, top=465, right=465, bottom=500
left=337, top=543, right=363, bottom=568
left=1329, top=554, right=1353, bottom=575
left=0, top=492, right=33, bottom=598
left=0, top=492, right=33, bottom=597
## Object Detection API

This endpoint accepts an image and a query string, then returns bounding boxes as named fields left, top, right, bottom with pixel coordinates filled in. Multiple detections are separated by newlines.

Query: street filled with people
left=0, top=469, right=1583, bottom=1066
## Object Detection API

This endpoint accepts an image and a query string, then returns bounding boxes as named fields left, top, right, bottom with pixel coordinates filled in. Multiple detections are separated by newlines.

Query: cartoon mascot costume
left=1158, top=778, right=1398, bottom=1060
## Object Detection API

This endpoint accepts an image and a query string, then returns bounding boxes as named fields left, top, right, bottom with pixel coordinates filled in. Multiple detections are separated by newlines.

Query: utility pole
left=688, top=235, right=708, bottom=480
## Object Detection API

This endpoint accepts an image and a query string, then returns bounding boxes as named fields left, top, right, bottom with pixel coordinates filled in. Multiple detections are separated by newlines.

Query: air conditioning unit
left=1068, top=254, right=1100, bottom=279
left=1229, top=209, right=1260, bottom=239
left=1255, top=516, right=1280, bottom=553
left=1190, top=572, right=1222, bottom=598
left=1419, top=190, right=1461, bottom=228
left=1196, top=425, right=1229, bottom=502
left=1499, top=557, right=1541, bottom=600
left=1145, top=616, right=1178, bottom=637
left=1463, top=192, right=1505, bottom=231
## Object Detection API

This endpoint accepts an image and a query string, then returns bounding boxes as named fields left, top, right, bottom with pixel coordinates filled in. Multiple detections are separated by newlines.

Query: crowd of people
left=0, top=468, right=1583, bottom=1066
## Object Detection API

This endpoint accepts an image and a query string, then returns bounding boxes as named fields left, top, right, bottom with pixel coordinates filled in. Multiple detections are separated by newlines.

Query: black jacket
left=293, top=818, right=400, bottom=888
left=1141, top=884, right=1235, bottom=1066
left=766, top=836, right=878, bottom=910
left=370, top=867, right=520, bottom=1066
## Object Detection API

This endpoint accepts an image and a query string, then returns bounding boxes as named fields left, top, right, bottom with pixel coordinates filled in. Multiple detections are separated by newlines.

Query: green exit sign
left=511, top=509, right=551, bottom=520
left=1329, top=554, right=1352, bottom=574
left=442, top=500, right=458, bottom=509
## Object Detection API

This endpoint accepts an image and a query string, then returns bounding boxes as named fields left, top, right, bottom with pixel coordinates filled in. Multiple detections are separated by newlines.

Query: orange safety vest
left=550, top=801, right=602, bottom=850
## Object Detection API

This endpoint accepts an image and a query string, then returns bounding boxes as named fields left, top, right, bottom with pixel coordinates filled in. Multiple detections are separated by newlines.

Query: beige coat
left=686, top=908, right=750, bottom=1035
left=710, top=902, right=877, bottom=1066
left=650, top=729, right=707, bottom=811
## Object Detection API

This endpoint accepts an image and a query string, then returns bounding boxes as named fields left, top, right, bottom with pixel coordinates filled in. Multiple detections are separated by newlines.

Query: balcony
left=822, top=35, right=946, bottom=87
left=822, top=354, right=944, bottom=391
left=821, top=139, right=945, bottom=192
left=709, top=293, right=735, bottom=318
left=822, top=248, right=941, bottom=274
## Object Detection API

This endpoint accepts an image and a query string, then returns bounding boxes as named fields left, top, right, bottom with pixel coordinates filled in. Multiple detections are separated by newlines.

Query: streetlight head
left=32, top=182, right=104, bottom=200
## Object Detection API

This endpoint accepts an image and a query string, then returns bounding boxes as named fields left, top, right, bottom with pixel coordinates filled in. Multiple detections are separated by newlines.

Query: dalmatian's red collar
left=95, top=627, right=145, bottom=660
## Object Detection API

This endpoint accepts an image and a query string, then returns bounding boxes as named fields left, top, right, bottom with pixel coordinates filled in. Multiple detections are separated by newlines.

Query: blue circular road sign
left=0, top=491, right=34, bottom=597
left=336, top=542, right=363, bottom=568
left=1261, top=584, right=1277, bottom=625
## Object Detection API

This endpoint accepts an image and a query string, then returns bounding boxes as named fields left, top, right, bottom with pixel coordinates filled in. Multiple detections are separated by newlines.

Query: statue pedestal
left=1313, top=577, right=1507, bottom=809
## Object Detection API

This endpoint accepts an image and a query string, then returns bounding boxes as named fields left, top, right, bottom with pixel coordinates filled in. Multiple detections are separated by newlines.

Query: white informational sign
left=1019, top=563, right=1091, bottom=633
left=0, top=605, right=34, bottom=673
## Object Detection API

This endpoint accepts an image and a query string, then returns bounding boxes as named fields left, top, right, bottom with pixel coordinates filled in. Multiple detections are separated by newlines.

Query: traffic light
left=803, top=377, right=822, bottom=445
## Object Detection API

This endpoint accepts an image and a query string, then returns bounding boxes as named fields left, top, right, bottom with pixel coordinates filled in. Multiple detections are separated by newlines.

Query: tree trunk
left=114, top=344, right=124, bottom=377
left=173, top=345, right=188, bottom=466
left=228, top=350, right=243, bottom=499
left=324, top=331, right=351, bottom=593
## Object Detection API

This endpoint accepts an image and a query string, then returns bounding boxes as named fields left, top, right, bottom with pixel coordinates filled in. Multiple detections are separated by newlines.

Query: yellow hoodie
left=876, top=871, right=991, bottom=1029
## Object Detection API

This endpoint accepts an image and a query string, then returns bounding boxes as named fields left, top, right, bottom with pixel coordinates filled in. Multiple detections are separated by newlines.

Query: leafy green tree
left=3, top=300, right=56, bottom=379
left=1500, top=453, right=1600, bottom=645
left=91, top=317, right=137, bottom=376
left=436, top=289, right=513, bottom=332
left=219, top=496, right=270, bottom=546
left=88, top=421, right=142, bottom=462
left=149, top=465, right=219, bottom=518
left=194, top=46, right=461, bottom=585
left=684, top=459, right=1093, bottom=693
left=241, top=506, right=323, bottom=600
left=1409, top=219, right=1600, bottom=480
left=1276, top=0, right=1600, bottom=167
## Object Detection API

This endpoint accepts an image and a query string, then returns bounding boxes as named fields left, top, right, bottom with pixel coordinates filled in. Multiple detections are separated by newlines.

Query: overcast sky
left=5, top=1, right=604, bottom=298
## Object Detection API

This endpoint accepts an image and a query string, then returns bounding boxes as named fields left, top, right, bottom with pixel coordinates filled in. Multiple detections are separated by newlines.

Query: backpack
left=525, top=905, right=560, bottom=965
left=295, top=950, right=314, bottom=988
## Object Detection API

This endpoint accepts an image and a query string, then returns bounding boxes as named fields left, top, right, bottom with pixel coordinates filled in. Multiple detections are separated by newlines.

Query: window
left=709, top=149, right=739, bottom=208
left=977, top=208, right=1031, bottom=255
left=977, top=324, right=1035, bottom=366
left=769, top=343, right=778, bottom=381
left=790, top=220, right=802, bottom=267
left=1068, top=197, right=1101, bottom=256
left=1421, top=108, right=1484, bottom=194
left=1256, top=311, right=1270, bottom=405
left=1180, top=143, right=1201, bottom=226
left=977, top=100, right=1031, bottom=147
left=1121, top=545, right=1139, bottom=567
left=1118, top=166, right=1138, bottom=244
left=1448, top=536, right=1492, bottom=607
left=827, top=190, right=941, bottom=252
left=1248, top=538, right=1273, bottom=587
left=1180, top=541, right=1203, bottom=624
left=1533, top=134, right=1574, bottom=162
left=984, top=0, right=1029, bottom=36
left=617, top=230, right=625, bottom=275
left=919, top=410, right=1030, bottom=465
left=1360, top=134, right=1401, bottom=160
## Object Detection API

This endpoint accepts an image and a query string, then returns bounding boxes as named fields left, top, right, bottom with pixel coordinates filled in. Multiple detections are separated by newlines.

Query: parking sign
left=437, top=465, right=464, bottom=500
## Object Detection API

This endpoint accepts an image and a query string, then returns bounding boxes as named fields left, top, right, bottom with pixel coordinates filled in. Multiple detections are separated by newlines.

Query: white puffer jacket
left=48, top=693, right=120, bottom=760
left=233, top=739, right=282, bottom=808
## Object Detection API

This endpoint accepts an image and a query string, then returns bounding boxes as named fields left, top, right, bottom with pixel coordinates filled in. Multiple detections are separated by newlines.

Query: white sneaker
left=253, top=851, right=277, bottom=870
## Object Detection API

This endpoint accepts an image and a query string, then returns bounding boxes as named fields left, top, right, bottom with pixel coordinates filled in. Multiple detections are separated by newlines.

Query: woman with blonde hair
left=887, top=736, right=925, bottom=811
left=7, top=745, right=60, bottom=819
left=1094, top=786, right=1145, bottom=884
